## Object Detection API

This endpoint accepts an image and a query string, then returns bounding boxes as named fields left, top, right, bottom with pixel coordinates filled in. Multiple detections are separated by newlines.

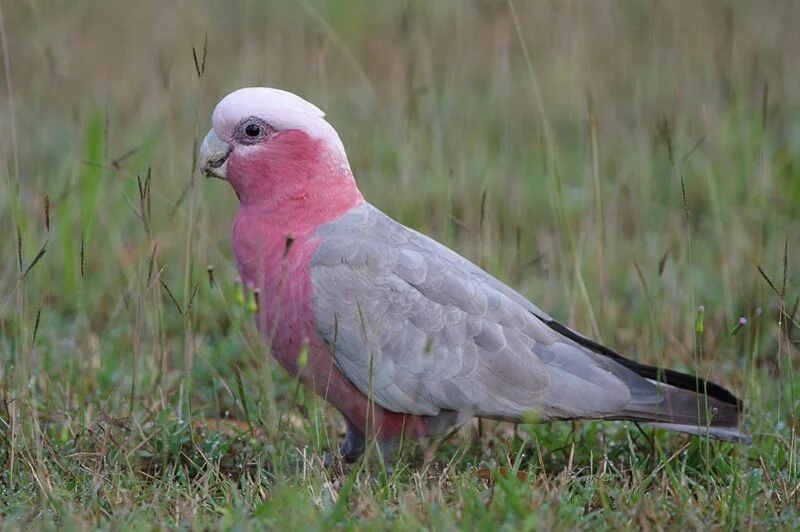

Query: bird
left=198, top=87, right=749, bottom=463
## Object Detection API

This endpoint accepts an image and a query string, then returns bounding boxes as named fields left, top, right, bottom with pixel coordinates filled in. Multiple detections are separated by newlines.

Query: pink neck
left=227, top=129, right=363, bottom=217
left=227, top=129, right=364, bottom=380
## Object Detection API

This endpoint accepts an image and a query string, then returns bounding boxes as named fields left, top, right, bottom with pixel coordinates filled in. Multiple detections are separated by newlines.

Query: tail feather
left=621, top=381, right=751, bottom=443
left=539, top=315, right=750, bottom=443
left=645, top=423, right=751, bottom=444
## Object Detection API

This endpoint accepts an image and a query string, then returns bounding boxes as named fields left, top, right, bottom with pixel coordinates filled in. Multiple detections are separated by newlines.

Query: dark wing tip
left=540, top=317, right=744, bottom=410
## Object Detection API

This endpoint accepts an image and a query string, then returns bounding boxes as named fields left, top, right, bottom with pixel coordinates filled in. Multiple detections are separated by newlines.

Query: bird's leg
left=339, top=418, right=366, bottom=463
left=377, top=438, right=400, bottom=475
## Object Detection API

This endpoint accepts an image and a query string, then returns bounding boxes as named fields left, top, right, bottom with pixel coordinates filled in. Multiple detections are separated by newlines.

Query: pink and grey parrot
left=199, top=87, right=749, bottom=462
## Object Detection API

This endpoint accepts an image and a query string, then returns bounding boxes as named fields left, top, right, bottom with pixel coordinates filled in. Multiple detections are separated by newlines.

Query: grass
left=1, top=0, right=799, bottom=529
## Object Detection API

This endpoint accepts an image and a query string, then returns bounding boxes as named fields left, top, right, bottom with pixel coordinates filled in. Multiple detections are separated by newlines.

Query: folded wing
left=310, top=203, right=748, bottom=442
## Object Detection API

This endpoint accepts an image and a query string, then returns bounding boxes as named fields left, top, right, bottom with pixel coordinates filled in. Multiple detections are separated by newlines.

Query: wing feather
left=310, top=203, right=642, bottom=420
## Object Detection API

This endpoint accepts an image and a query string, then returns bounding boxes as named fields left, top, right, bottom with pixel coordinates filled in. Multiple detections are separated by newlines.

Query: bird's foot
left=340, top=419, right=366, bottom=463
left=323, top=420, right=406, bottom=474
left=376, top=439, right=399, bottom=475
left=323, top=419, right=366, bottom=468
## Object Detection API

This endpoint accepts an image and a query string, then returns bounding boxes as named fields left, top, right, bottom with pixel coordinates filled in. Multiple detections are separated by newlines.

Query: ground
left=1, top=0, right=798, bottom=529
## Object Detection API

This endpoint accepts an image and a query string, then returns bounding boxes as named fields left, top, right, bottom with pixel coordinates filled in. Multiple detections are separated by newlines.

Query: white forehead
left=211, top=87, right=344, bottom=154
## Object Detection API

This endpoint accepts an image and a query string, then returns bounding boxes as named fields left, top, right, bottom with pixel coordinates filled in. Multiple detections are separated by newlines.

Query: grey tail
left=621, top=381, right=751, bottom=443
left=539, top=316, right=750, bottom=444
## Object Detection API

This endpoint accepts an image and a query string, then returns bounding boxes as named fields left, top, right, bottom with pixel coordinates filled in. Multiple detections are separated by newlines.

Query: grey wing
left=310, top=203, right=650, bottom=420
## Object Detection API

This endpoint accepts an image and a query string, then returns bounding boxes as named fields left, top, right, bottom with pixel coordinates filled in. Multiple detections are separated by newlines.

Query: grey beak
left=199, top=129, right=232, bottom=180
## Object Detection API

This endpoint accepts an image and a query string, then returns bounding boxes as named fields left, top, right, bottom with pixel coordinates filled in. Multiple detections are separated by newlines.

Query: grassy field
left=1, top=0, right=799, bottom=529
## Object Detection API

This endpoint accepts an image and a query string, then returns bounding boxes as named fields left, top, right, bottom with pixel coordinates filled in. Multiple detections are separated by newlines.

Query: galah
left=199, top=87, right=749, bottom=462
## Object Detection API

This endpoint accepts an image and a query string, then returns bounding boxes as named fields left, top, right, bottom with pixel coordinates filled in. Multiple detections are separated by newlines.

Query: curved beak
left=199, top=129, right=232, bottom=180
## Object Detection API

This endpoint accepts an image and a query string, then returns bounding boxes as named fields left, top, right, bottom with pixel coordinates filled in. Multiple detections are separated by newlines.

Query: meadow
left=1, top=0, right=798, bottom=529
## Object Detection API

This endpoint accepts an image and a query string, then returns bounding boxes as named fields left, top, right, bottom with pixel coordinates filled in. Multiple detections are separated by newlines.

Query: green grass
left=1, top=0, right=799, bottom=529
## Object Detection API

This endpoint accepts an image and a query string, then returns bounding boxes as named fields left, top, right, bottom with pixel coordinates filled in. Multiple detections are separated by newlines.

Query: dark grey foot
left=339, top=419, right=366, bottom=463
left=377, top=439, right=400, bottom=474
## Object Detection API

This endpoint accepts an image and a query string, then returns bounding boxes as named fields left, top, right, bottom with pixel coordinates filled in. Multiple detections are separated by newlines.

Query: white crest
left=211, top=87, right=346, bottom=156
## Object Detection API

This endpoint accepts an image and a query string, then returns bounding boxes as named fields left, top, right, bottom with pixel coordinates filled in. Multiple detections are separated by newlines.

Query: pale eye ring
left=235, top=117, right=270, bottom=144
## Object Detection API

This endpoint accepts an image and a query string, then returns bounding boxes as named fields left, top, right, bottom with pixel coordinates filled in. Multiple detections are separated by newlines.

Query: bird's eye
left=244, top=123, right=261, bottom=137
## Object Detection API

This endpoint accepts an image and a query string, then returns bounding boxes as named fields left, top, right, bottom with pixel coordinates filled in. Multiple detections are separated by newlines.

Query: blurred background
left=1, top=0, right=799, bottom=524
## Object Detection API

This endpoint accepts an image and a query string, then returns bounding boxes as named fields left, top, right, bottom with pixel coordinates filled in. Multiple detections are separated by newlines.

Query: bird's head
left=199, top=87, right=359, bottom=211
